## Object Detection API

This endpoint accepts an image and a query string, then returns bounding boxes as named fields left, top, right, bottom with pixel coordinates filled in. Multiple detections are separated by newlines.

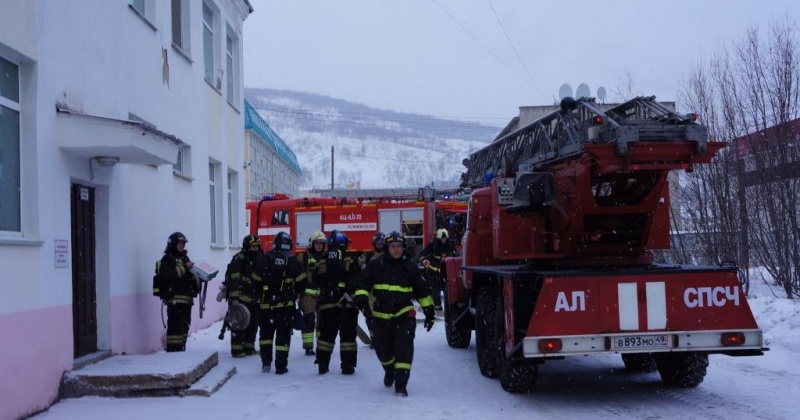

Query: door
left=71, top=183, right=97, bottom=357
left=296, top=211, right=322, bottom=251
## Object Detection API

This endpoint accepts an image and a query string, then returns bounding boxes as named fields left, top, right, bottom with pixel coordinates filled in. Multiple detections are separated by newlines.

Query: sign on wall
left=55, top=239, right=69, bottom=268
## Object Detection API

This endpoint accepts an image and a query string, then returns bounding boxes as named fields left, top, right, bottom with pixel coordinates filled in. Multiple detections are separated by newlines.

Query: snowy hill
left=244, top=87, right=500, bottom=190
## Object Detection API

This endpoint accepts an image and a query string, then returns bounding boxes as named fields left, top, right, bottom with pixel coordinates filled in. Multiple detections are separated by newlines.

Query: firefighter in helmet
left=259, top=232, right=306, bottom=374
left=314, top=230, right=361, bottom=375
left=355, top=231, right=435, bottom=397
left=299, top=230, right=327, bottom=355
left=225, top=234, right=264, bottom=357
left=152, top=232, right=199, bottom=352
left=419, top=228, right=455, bottom=310
left=359, top=231, right=386, bottom=345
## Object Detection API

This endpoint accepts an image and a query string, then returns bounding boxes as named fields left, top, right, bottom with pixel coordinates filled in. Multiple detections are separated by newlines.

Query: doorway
left=71, top=183, right=97, bottom=358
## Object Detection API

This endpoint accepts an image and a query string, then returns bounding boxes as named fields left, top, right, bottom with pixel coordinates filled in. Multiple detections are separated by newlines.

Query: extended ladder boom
left=460, top=96, right=708, bottom=188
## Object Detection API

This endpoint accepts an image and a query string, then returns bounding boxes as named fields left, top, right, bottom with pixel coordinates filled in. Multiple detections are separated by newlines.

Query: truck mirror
left=507, top=172, right=557, bottom=214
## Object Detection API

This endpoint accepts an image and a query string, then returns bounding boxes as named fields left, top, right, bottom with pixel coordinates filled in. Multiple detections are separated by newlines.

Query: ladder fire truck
left=246, top=188, right=467, bottom=256
left=444, top=96, right=766, bottom=392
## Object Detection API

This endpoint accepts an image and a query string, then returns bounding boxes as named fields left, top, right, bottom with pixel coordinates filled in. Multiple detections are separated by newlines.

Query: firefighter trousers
left=165, top=302, right=192, bottom=352
left=300, top=293, right=319, bottom=350
left=230, top=300, right=259, bottom=357
left=372, top=314, right=417, bottom=388
left=315, top=304, right=359, bottom=370
left=425, top=268, right=443, bottom=308
left=259, top=307, right=293, bottom=369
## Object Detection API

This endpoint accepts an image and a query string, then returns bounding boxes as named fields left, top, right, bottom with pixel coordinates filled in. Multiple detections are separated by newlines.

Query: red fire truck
left=246, top=190, right=467, bottom=256
left=444, top=97, right=766, bottom=392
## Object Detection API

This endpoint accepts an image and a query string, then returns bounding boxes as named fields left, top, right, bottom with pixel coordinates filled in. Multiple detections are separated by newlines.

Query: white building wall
left=0, top=1, right=252, bottom=419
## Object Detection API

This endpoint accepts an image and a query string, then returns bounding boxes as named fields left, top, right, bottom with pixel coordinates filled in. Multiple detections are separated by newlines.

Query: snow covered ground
left=35, top=279, right=799, bottom=420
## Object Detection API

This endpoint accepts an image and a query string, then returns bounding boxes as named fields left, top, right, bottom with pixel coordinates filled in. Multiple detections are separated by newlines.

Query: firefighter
left=225, top=234, right=264, bottom=358
left=355, top=231, right=436, bottom=397
left=300, top=230, right=327, bottom=356
left=359, top=231, right=386, bottom=345
left=419, top=228, right=455, bottom=311
left=259, top=232, right=306, bottom=374
left=314, top=230, right=361, bottom=375
left=152, top=232, right=199, bottom=352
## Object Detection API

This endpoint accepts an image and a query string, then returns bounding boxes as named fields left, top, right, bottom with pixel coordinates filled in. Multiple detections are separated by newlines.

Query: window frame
left=171, top=0, right=191, bottom=55
left=225, top=27, right=240, bottom=106
left=128, top=0, right=156, bottom=28
left=202, top=1, right=220, bottom=89
left=0, top=55, right=22, bottom=235
left=209, top=161, right=222, bottom=245
left=226, top=169, right=238, bottom=246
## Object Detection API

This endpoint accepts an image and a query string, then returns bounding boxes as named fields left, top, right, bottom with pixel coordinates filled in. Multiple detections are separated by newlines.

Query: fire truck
left=444, top=96, right=767, bottom=392
left=246, top=188, right=467, bottom=256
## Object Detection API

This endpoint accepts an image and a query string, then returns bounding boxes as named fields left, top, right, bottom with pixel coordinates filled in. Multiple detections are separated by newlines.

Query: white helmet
left=436, top=229, right=449, bottom=239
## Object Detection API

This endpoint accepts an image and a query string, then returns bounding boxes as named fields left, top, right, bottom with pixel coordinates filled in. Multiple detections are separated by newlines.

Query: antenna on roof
left=576, top=83, right=591, bottom=99
left=558, top=83, right=573, bottom=100
left=597, top=86, right=607, bottom=103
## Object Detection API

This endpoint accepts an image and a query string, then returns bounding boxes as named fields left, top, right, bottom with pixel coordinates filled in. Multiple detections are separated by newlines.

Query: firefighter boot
left=394, top=386, right=408, bottom=397
left=275, top=365, right=288, bottom=375
left=315, top=355, right=330, bottom=375
left=394, top=370, right=409, bottom=396
left=305, top=348, right=315, bottom=356
left=383, top=366, right=395, bottom=387
left=341, top=366, right=355, bottom=375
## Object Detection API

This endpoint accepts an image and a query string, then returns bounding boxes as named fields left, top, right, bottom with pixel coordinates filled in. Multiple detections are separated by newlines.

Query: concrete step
left=59, top=350, right=219, bottom=398
left=181, top=365, right=237, bottom=396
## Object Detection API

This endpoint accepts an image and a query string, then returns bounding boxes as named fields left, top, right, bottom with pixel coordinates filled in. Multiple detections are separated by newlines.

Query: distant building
left=244, top=100, right=302, bottom=199
left=0, top=1, right=252, bottom=418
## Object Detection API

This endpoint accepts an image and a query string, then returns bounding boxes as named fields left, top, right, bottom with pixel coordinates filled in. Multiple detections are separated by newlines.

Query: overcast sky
left=243, top=0, right=797, bottom=124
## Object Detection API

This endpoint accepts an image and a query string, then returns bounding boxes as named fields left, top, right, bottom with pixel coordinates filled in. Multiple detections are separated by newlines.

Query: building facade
left=0, top=1, right=252, bottom=418
left=244, top=100, right=302, bottom=200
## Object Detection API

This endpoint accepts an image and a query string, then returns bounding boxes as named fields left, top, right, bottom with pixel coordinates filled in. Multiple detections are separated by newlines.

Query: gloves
left=354, top=295, right=371, bottom=319
left=423, top=306, right=435, bottom=332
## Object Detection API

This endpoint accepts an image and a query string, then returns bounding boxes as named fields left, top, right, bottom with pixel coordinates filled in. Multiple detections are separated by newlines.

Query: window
left=173, top=146, right=192, bottom=176
left=227, top=169, right=238, bottom=246
left=209, top=161, right=222, bottom=244
left=225, top=28, right=239, bottom=105
left=202, top=2, right=217, bottom=86
left=129, top=0, right=155, bottom=26
left=171, top=0, right=191, bottom=53
left=0, top=56, right=21, bottom=233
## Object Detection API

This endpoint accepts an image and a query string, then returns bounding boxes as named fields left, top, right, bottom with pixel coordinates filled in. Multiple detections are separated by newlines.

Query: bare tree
left=677, top=19, right=800, bottom=298
left=611, top=71, right=640, bottom=102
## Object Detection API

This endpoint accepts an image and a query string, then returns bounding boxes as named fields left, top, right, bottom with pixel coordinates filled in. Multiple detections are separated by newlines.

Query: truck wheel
left=654, top=352, right=709, bottom=388
left=444, top=287, right=471, bottom=348
left=495, top=297, right=538, bottom=393
left=499, top=360, right=539, bottom=393
left=475, top=288, right=499, bottom=378
left=621, top=353, right=657, bottom=373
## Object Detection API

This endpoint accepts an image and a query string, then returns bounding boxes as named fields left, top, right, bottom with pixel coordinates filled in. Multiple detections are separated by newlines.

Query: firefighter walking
left=259, top=232, right=306, bottom=374
left=225, top=234, right=264, bottom=357
left=419, top=228, right=455, bottom=311
left=300, top=231, right=326, bottom=356
left=359, top=231, right=386, bottom=344
left=314, top=230, right=361, bottom=375
left=355, top=231, right=436, bottom=397
left=152, top=232, right=199, bottom=352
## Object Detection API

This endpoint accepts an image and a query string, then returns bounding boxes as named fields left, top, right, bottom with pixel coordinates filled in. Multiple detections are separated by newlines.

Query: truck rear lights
left=538, top=339, right=563, bottom=353
left=721, top=332, right=746, bottom=346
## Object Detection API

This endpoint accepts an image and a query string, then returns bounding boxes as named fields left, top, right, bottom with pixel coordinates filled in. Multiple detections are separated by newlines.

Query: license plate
left=612, top=334, right=669, bottom=350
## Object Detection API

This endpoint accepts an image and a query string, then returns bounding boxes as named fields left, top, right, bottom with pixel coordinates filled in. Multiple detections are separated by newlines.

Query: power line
left=249, top=104, right=508, bottom=125
left=486, top=0, right=547, bottom=98
left=430, top=0, right=538, bottom=93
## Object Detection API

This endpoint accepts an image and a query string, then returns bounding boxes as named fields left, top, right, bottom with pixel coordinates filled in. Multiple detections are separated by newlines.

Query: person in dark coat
left=359, top=231, right=386, bottom=344
left=259, top=232, right=306, bottom=374
left=355, top=231, right=436, bottom=397
left=153, top=232, right=199, bottom=352
left=225, top=234, right=264, bottom=357
left=314, top=230, right=361, bottom=375
left=418, top=228, right=456, bottom=310
left=299, top=230, right=327, bottom=356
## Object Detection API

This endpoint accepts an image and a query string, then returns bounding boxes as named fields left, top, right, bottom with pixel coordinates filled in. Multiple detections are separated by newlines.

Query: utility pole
left=330, top=145, right=334, bottom=190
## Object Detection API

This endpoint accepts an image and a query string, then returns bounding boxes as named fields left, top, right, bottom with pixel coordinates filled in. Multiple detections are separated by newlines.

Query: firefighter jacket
left=225, top=251, right=264, bottom=305
left=355, top=254, right=434, bottom=320
left=419, top=239, right=455, bottom=272
left=301, top=249, right=325, bottom=299
left=260, top=250, right=306, bottom=311
left=359, top=250, right=384, bottom=270
left=153, top=251, right=199, bottom=305
left=316, top=249, right=360, bottom=306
